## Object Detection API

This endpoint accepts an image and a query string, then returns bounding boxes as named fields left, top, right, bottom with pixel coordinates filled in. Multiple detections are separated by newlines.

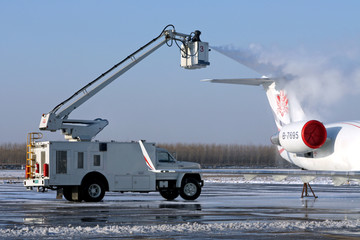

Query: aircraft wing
left=148, top=168, right=360, bottom=179
left=149, top=168, right=360, bottom=185
left=138, top=140, right=360, bottom=186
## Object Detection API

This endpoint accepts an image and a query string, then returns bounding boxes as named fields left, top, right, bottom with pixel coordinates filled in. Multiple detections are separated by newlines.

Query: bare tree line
left=0, top=143, right=26, bottom=167
left=159, top=143, right=293, bottom=168
left=0, top=142, right=293, bottom=168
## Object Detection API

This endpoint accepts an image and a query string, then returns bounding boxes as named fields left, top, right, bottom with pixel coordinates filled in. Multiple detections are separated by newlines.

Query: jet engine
left=271, top=120, right=327, bottom=153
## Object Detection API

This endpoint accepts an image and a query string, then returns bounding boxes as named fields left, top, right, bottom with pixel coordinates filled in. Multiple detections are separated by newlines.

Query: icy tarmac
left=1, top=172, right=360, bottom=239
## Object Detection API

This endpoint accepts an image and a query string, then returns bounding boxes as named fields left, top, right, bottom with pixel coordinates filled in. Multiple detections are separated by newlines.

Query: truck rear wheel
left=159, top=188, right=179, bottom=201
left=82, top=179, right=106, bottom=202
left=180, top=178, right=201, bottom=200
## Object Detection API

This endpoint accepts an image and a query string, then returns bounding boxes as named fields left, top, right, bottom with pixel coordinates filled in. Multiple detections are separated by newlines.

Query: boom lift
left=39, top=24, right=209, bottom=141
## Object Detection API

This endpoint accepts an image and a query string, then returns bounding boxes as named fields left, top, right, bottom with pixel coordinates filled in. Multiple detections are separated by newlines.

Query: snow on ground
left=2, top=170, right=359, bottom=185
left=0, top=170, right=24, bottom=183
left=0, top=170, right=23, bottom=178
left=203, top=174, right=359, bottom=186
left=1, top=170, right=360, bottom=239
left=1, top=220, right=360, bottom=238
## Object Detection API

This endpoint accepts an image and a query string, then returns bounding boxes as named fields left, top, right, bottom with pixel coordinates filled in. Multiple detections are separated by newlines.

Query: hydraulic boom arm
left=39, top=25, right=210, bottom=141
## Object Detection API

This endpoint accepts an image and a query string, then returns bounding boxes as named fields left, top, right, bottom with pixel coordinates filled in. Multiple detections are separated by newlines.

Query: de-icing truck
left=23, top=25, right=210, bottom=202
left=24, top=139, right=203, bottom=202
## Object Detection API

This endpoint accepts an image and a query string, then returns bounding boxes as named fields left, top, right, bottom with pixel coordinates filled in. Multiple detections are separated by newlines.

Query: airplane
left=203, top=77, right=360, bottom=172
left=204, top=46, right=360, bottom=173
left=139, top=47, right=360, bottom=198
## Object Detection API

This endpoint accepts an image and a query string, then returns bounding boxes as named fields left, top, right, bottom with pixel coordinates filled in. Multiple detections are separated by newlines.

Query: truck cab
left=155, top=147, right=203, bottom=200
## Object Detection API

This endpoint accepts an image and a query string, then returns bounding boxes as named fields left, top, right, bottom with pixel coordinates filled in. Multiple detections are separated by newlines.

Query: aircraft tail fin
left=203, top=78, right=305, bottom=129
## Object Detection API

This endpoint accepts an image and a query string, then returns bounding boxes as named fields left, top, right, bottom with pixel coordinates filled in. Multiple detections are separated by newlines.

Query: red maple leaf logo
left=276, top=90, right=288, bottom=117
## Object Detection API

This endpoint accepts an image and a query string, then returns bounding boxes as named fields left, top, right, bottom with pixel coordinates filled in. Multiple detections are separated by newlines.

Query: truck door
left=157, top=149, right=177, bottom=168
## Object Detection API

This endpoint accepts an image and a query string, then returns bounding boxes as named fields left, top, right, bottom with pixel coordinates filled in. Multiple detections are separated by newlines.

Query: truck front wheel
left=82, top=179, right=106, bottom=202
left=180, top=178, right=201, bottom=200
left=159, top=188, right=179, bottom=201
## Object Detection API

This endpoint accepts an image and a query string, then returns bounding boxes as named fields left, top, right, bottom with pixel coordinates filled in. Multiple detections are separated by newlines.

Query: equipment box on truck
left=24, top=140, right=203, bottom=202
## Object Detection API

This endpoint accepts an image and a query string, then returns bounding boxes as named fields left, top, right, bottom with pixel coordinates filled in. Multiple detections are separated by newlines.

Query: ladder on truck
left=26, top=132, right=43, bottom=179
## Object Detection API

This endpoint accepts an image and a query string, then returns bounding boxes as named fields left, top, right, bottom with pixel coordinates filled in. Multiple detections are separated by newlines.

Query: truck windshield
left=157, top=151, right=176, bottom=163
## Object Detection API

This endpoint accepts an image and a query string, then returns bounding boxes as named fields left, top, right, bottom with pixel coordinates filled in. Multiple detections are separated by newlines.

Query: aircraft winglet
left=138, top=140, right=176, bottom=173
left=138, top=140, right=157, bottom=171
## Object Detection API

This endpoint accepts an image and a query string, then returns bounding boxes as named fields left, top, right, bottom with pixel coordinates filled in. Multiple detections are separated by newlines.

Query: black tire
left=82, top=179, right=106, bottom=202
left=159, top=188, right=179, bottom=201
left=62, top=187, right=73, bottom=201
left=179, top=178, right=201, bottom=200
left=63, top=186, right=83, bottom=202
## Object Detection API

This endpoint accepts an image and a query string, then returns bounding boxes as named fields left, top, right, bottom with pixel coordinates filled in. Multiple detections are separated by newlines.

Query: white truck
left=24, top=25, right=209, bottom=202
left=24, top=140, right=203, bottom=202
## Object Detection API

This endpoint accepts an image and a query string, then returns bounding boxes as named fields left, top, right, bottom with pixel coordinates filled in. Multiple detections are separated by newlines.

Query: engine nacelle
left=272, top=120, right=327, bottom=153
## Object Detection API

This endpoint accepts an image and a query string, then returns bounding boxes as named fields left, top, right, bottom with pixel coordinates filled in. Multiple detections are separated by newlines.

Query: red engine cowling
left=276, top=120, right=327, bottom=153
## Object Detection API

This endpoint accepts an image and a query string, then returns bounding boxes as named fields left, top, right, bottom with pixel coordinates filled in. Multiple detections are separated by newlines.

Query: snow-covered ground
left=3, top=169, right=359, bottom=185
left=0, top=169, right=23, bottom=184
left=2, top=220, right=360, bottom=239
left=1, top=170, right=360, bottom=239
left=0, top=169, right=23, bottom=179
left=203, top=174, right=360, bottom=186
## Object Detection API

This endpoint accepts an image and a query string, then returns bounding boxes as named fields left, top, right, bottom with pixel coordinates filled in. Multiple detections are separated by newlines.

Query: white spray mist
left=212, top=44, right=360, bottom=122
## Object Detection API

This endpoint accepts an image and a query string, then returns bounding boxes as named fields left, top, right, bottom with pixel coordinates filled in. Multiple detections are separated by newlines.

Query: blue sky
left=1, top=1, right=360, bottom=144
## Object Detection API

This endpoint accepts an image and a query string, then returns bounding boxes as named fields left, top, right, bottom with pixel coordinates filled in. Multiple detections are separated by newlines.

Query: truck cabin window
left=158, top=151, right=175, bottom=163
